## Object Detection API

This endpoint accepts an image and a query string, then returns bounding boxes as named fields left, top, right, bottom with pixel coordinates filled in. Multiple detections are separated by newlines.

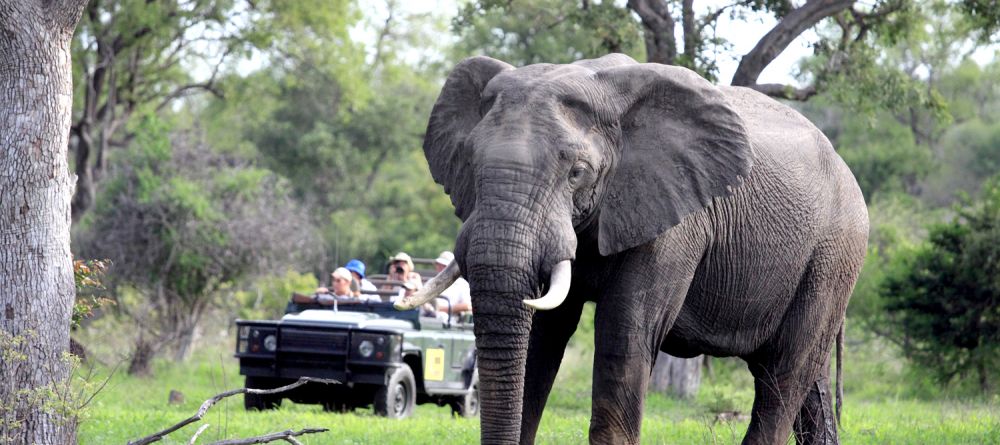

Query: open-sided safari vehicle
left=234, top=291, right=477, bottom=419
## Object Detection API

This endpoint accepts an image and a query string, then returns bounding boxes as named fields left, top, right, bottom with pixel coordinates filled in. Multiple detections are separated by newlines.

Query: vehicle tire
left=374, top=364, right=416, bottom=419
left=451, top=371, right=479, bottom=418
left=244, top=376, right=281, bottom=411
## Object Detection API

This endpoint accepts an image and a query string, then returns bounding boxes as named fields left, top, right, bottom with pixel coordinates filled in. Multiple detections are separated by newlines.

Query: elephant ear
left=596, top=64, right=753, bottom=256
left=424, top=56, right=514, bottom=220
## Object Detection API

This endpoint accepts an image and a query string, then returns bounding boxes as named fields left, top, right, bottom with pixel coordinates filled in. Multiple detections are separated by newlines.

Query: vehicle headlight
left=358, top=340, right=374, bottom=358
left=263, top=334, right=277, bottom=352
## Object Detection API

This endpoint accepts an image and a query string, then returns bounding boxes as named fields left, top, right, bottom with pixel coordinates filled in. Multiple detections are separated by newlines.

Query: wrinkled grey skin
left=423, top=54, right=868, bottom=445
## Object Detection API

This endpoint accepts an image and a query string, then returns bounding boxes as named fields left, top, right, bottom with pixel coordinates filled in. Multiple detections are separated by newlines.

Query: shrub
left=881, top=176, right=1000, bottom=391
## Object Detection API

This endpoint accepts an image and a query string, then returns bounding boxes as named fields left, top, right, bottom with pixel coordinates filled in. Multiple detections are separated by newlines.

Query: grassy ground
left=75, top=314, right=999, bottom=444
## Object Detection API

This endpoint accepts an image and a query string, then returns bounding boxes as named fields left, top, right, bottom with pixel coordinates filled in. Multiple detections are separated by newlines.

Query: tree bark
left=650, top=352, right=702, bottom=399
left=627, top=0, right=677, bottom=64
left=0, top=1, right=88, bottom=443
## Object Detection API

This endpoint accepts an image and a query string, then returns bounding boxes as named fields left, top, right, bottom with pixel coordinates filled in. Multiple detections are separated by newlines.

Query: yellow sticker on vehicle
left=425, top=348, right=445, bottom=381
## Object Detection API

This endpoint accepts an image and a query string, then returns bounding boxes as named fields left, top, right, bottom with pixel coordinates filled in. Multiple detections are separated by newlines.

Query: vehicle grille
left=279, top=328, right=349, bottom=354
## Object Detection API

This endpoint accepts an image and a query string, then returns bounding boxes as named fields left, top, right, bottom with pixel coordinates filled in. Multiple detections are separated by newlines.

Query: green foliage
left=809, top=42, right=949, bottom=123
left=835, top=115, right=934, bottom=197
left=881, top=177, right=1000, bottom=390
left=451, top=0, right=645, bottom=66
left=941, top=119, right=1000, bottom=181
left=233, top=270, right=319, bottom=320
left=0, top=331, right=112, bottom=443
left=201, top=14, right=456, bottom=271
left=960, top=0, right=1000, bottom=39
left=78, top=113, right=321, bottom=369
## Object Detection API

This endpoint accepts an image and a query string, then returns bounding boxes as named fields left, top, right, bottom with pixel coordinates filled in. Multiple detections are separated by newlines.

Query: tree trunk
left=128, top=335, right=157, bottom=377
left=627, top=0, right=677, bottom=64
left=171, top=319, right=200, bottom=362
left=649, top=352, right=702, bottom=399
left=0, top=1, right=88, bottom=443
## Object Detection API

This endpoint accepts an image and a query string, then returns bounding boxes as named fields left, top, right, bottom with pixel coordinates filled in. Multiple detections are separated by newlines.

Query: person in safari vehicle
left=381, top=252, right=422, bottom=298
left=315, top=267, right=376, bottom=304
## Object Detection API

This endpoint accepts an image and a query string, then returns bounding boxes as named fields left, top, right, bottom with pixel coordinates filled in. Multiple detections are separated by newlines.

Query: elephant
left=396, top=53, right=868, bottom=445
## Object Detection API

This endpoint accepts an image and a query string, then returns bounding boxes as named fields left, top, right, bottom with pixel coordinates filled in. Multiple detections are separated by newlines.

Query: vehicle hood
left=281, top=309, right=415, bottom=331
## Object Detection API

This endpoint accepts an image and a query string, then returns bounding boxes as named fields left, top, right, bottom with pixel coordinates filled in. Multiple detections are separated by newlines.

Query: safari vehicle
left=234, top=292, right=478, bottom=419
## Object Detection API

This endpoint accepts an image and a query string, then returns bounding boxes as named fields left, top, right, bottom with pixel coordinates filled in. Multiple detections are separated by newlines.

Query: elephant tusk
left=393, top=260, right=461, bottom=310
left=523, top=260, right=572, bottom=311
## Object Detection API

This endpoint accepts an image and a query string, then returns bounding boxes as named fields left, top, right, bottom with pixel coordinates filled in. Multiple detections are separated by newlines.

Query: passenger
left=382, top=252, right=422, bottom=298
left=315, top=267, right=359, bottom=304
left=434, top=251, right=471, bottom=315
left=344, top=259, right=378, bottom=297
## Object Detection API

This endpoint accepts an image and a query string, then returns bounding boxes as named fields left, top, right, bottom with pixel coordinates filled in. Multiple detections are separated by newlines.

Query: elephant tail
left=836, top=320, right=844, bottom=426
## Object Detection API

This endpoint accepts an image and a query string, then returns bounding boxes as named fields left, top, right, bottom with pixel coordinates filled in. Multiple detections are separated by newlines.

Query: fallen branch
left=207, top=428, right=328, bottom=445
left=129, top=377, right=338, bottom=445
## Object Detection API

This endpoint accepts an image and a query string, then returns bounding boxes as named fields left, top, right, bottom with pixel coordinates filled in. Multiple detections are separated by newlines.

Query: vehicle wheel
left=244, top=376, right=281, bottom=411
left=451, top=371, right=479, bottom=418
left=374, top=364, right=416, bottom=419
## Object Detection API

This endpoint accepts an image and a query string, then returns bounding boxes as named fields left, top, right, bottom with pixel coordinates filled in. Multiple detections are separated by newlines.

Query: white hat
left=389, top=252, right=414, bottom=269
left=435, top=251, right=455, bottom=266
left=331, top=267, right=352, bottom=282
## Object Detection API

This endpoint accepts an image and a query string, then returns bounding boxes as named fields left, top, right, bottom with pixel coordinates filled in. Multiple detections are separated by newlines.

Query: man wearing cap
left=315, top=267, right=368, bottom=304
left=434, top=251, right=471, bottom=315
left=344, top=258, right=378, bottom=297
left=383, top=252, right=423, bottom=298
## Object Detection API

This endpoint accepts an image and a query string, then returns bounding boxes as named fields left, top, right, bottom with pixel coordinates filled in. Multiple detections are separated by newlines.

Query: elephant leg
left=793, top=369, right=838, bottom=445
left=742, top=364, right=814, bottom=445
left=520, top=296, right=586, bottom=444
left=743, top=251, right=855, bottom=445
left=588, top=241, right=703, bottom=444
left=589, top=288, right=691, bottom=445
left=744, top=344, right=838, bottom=445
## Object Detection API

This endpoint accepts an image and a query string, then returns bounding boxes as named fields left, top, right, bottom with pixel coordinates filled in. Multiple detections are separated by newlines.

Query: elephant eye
left=568, top=161, right=591, bottom=188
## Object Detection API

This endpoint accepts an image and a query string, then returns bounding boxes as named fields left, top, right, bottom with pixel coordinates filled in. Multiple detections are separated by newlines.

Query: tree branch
left=154, top=46, right=231, bottom=112
left=128, top=377, right=337, bottom=445
left=731, top=0, right=855, bottom=86
left=206, top=428, right=327, bottom=445
left=744, top=82, right=818, bottom=101
left=698, top=1, right=756, bottom=34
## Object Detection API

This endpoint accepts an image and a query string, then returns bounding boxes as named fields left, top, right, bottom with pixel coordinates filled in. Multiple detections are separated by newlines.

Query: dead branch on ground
left=128, top=377, right=338, bottom=445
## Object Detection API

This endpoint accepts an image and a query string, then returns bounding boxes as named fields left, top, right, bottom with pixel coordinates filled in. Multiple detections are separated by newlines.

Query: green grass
left=75, top=316, right=999, bottom=444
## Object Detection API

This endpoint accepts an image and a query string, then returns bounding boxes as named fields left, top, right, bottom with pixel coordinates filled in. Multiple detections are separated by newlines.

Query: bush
left=881, top=176, right=1000, bottom=391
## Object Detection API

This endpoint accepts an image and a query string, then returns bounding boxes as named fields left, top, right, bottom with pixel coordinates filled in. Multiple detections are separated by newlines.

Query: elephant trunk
left=469, top=287, right=533, bottom=445
left=455, top=185, right=577, bottom=444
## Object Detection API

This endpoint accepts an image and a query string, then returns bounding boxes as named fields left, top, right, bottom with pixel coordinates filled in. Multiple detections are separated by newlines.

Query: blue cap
left=345, top=259, right=366, bottom=279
